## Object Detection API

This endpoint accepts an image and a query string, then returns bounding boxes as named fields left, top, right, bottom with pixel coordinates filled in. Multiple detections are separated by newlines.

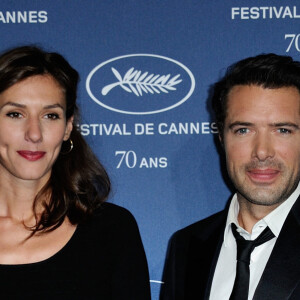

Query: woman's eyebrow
left=0, top=102, right=64, bottom=110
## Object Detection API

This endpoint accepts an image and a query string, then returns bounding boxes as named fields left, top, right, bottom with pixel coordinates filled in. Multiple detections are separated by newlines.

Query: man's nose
left=251, top=132, right=275, bottom=161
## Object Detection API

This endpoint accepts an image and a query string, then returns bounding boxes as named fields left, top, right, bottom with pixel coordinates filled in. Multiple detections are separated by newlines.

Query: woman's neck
left=0, top=174, right=49, bottom=222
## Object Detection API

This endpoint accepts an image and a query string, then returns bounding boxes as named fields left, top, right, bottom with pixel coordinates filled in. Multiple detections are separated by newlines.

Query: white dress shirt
left=209, top=182, right=300, bottom=300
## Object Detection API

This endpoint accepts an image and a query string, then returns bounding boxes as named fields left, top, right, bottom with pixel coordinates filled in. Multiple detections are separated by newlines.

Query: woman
left=0, top=46, right=151, bottom=299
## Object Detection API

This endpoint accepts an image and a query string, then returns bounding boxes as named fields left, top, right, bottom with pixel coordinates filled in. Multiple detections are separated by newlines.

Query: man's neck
left=237, top=197, right=282, bottom=233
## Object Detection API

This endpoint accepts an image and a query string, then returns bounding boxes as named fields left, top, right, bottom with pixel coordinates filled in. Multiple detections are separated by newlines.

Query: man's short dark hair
left=211, top=53, right=300, bottom=135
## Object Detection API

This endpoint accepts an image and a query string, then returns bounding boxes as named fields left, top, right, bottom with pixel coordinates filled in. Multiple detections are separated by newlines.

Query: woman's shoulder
left=86, top=202, right=140, bottom=233
left=95, top=201, right=135, bottom=219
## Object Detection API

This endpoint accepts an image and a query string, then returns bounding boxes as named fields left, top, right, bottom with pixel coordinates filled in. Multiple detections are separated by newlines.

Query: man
left=160, top=54, right=300, bottom=300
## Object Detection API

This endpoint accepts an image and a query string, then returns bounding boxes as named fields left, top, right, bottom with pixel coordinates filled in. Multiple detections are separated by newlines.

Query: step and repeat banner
left=1, top=1, right=299, bottom=298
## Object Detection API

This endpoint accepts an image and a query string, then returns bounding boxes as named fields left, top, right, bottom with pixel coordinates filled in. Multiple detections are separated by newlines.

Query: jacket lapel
left=254, top=198, right=300, bottom=299
left=185, top=211, right=226, bottom=300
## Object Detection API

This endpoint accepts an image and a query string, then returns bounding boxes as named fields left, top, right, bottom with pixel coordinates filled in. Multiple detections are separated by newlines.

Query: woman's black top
left=0, top=202, right=151, bottom=299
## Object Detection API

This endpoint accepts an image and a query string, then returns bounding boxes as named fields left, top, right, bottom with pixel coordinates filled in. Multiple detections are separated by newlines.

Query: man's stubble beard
left=230, top=159, right=300, bottom=207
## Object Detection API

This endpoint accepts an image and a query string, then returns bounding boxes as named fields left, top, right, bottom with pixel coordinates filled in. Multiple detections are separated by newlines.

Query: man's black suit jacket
left=160, top=197, right=300, bottom=300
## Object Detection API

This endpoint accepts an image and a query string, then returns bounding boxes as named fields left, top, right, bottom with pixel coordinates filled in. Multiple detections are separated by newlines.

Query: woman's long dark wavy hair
left=0, top=45, right=111, bottom=233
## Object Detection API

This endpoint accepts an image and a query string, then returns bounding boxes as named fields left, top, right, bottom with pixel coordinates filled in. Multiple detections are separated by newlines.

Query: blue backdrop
left=0, top=1, right=299, bottom=298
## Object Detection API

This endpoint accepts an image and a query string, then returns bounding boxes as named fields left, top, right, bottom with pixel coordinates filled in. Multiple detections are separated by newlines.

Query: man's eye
left=235, top=128, right=249, bottom=135
left=278, top=128, right=291, bottom=134
left=45, top=113, right=60, bottom=120
left=6, top=112, right=22, bottom=118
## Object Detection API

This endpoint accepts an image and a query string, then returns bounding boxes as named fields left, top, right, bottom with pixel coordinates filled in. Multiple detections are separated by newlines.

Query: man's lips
left=17, top=151, right=46, bottom=161
left=247, top=168, right=280, bottom=182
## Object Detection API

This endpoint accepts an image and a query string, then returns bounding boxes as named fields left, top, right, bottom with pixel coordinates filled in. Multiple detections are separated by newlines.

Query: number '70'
left=285, top=34, right=300, bottom=52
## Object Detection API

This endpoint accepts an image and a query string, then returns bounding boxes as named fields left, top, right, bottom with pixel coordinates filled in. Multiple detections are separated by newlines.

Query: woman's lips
left=17, top=151, right=46, bottom=161
left=247, top=168, right=280, bottom=182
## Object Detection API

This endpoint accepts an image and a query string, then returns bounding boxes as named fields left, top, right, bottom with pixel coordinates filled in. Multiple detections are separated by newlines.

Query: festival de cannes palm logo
left=102, top=67, right=182, bottom=97
left=86, top=54, right=195, bottom=115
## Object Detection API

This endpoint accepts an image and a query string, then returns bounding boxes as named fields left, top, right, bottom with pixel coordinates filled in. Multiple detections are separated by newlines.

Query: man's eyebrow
left=228, top=121, right=300, bottom=130
left=0, top=102, right=64, bottom=110
left=272, top=122, right=300, bottom=129
left=228, top=122, right=253, bottom=129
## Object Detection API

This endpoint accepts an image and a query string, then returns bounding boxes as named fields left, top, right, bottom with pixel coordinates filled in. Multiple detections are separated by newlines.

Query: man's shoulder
left=171, top=209, right=227, bottom=244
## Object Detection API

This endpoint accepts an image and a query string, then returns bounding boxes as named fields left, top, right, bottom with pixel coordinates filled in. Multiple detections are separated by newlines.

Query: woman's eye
left=45, top=113, right=60, bottom=120
left=6, top=112, right=22, bottom=118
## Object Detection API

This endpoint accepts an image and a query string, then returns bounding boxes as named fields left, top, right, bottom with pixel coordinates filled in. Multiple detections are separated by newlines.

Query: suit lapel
left=254, top=198, right=300, bottom=299
left=203, top=229, right=224, bottom=300
left=185, top=211, right=226, bottom=300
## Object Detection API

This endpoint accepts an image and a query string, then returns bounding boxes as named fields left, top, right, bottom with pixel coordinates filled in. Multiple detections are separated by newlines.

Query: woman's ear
left=64, top=116, right=74, bottom=141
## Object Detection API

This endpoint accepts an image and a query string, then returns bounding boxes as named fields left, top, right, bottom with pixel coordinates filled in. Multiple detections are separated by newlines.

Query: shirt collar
left=224, top=181, right=300, bottom=246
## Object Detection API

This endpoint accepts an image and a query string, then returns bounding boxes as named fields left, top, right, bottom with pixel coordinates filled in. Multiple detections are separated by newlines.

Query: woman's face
left=0, top=75, right=73, bottom=184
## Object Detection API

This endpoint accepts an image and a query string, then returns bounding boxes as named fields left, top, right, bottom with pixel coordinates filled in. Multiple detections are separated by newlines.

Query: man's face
left=223, top=85, right=300, bottom=207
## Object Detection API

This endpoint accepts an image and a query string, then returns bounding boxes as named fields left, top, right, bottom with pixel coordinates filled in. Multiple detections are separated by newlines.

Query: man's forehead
left=227, top=84, right=300, bottom=106
left=228, top=84, right=300, bottom=97
left=225, top=85, right=300, bottom=121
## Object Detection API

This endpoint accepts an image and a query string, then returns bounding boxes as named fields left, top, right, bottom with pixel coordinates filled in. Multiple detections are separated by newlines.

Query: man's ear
left=64, top=116, right=74, bottom=141
left=218, top=132, right=225, bottom=148
left=218, top=133, right=222, bottom=143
